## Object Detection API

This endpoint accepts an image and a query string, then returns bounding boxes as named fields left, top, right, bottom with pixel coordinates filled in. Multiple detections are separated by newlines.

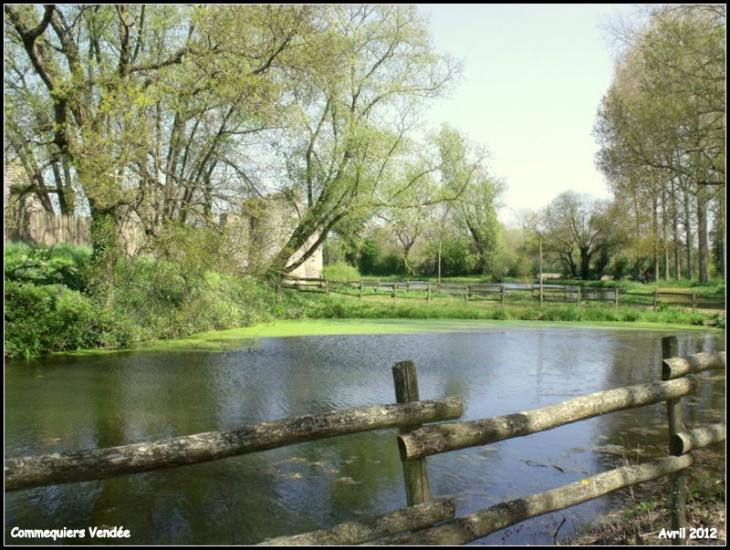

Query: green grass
left=299, top=292, right=721, bottom=328
left=5, top=244, right=725, bottom=360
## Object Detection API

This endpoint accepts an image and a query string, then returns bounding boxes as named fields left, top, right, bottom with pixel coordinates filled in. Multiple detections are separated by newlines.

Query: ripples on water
left=5, top=326, right=724, bottom=545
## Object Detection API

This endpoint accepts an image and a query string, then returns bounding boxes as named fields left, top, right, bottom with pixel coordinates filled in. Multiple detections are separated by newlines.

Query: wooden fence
left=4, top=338, right=725, bottom=545
left=4, top=210, right=145, bottom=257
left=281, top=277, right=726, bottom=312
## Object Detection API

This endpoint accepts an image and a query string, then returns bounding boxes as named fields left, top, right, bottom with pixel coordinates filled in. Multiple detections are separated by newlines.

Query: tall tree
left=4, top=6, right=311, bottom=283
left=537, top=191, right=623, bottom=280
left=448, top=168, right=505, bottom=277
left=261, top=5, right=461, bottom=278
left=594, top=4, right=725, bottom=282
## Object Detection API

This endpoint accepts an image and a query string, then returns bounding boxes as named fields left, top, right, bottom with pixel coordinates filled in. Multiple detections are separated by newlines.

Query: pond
left=4, top=322, right=725, bottom=545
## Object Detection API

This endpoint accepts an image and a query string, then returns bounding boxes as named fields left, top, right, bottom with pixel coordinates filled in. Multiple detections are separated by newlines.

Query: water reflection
left=5, top=326, right=724, bottom=545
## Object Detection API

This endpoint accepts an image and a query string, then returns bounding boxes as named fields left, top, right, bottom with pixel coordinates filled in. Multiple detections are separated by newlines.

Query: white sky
left=417, top=3, right=642, bottom=226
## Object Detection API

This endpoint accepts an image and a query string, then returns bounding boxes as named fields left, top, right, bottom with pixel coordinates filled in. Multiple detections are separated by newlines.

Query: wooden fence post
left=427, top=282, right=431, bottom=305
left=662, top=336, right=686, bottom=545
left=392, top=361, right=432, bottom=506
left=393, top=283, right=398, bottom=304
left=577, top=286, right=581, bottom=306
left=654, top=288, right=659, bottom=310
left=359, top=281, right=363, bottom=300
left=465, top=285, right=469, bottom=304
left=691, top=292, right=696, bottom=313
left=501, top=285, right=506, bottom=308
left=614, top=287, right=619, bottom=309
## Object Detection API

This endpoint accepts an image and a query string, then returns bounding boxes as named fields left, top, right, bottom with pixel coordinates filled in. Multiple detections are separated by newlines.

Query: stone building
left=220, top=194, right=322, bottom=279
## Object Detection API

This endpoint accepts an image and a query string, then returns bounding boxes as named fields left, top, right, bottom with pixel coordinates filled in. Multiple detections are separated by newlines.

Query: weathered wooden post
left=501, top=285, right=506, bottom=309
left=691, top=292, right=696, bottom=313
left=654, top=288, right=659, bottom=310
left=359, top=281, right=363, bottom=300
left=393, top=283, right=398, bottom=304
left=576, top=286, right=581, bottom=306
left=427, top=282, right=431, bottom=305
left=392, top=361, right=432, bottom=506
left=614, top=287, right=619, bottom=308
left=465, top=285, right=469, bottom=304
left=662, top=336, right=686, bottom=545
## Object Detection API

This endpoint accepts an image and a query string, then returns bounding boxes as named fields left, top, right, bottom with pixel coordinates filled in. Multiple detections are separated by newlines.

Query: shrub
left=612, top=256, right=630, bottom=281
left=4, top=281, right=138, bottom=358
left=489, top=307, right=509, bottom=320
left=4, top=243, right=91, bottom=292
left=322, top=262, right=361, bottom=282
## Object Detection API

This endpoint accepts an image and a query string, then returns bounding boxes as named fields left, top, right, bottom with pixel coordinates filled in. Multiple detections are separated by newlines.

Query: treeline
left=593, top=5, right=725, bottom=282
left=5, top=5, right=503, bottom=288
left=5, top=5, right=724, bottom=288
left=327, top=5, right=726, bottom=283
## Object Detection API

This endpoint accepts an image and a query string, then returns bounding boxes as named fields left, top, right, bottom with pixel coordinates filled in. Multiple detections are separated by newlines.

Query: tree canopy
left=594, top=4, right=725, bottom=281
left=5, top=5, right=499, bottom=281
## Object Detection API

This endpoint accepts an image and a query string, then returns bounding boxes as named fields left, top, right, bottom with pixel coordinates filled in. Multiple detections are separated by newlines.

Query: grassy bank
left=304, top=292, right=724, bottom=326
left=4, top=244, right=726, bottom=360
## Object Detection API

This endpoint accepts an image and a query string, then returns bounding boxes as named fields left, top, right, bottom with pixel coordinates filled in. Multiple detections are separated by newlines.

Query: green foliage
left=322, top=262, right=361, bottom=282
left=380, top=252, right=408, bottom=276
left=594, top=6, right=725, bottom=283
left=710, top=313, right=725, bottom=329
left=611, top=256, right=631, bottom=280
left=6, top=242, right=722, bottom=361
left=5, top=243, right=92, bottom=292
left=4, top=281, right=137, bottom=359
left=358, top=239, right=381, bottom=275
left=4, top=243, right=289, bottom=359
left=437, top=237, right=474, bottom=277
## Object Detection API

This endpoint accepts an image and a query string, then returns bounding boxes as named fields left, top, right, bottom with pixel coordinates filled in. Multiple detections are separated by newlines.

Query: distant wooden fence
left=281, top=277, right=726, bottom=313
left=5, top=338, right=725, bottom=545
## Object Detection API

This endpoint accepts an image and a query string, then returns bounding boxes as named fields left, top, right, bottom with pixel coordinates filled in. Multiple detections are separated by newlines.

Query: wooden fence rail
left=4, top=339, right=725, bottom=546
left=373, top=455, right=696, bottom=545
left=397, top=377, right=698, bottom=461
left=281, top=277, right=725, bottom=312
left=5, top=397, right=463, bottom=492
left=260, top=498, right=456, bottom=546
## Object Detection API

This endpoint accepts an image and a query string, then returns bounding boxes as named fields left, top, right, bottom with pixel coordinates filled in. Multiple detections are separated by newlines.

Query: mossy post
left=392, top=360, right=432, bottom=506
left=662, top=336, right=686, bottom=545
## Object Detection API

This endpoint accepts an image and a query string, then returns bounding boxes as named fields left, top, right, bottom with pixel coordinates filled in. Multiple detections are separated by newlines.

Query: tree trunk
left=652, top=195, right=660, bottom=282
left=696, top=182, right=709, bottom=282
left=662, top=186, right=670, bottom=280
left=88, top=200, right=122, bottom=306
left=671, top=179, right=681, bottom=280
left=683, top=187, right=694, bottom=279
left=580, top=249, right=592, bottom=280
